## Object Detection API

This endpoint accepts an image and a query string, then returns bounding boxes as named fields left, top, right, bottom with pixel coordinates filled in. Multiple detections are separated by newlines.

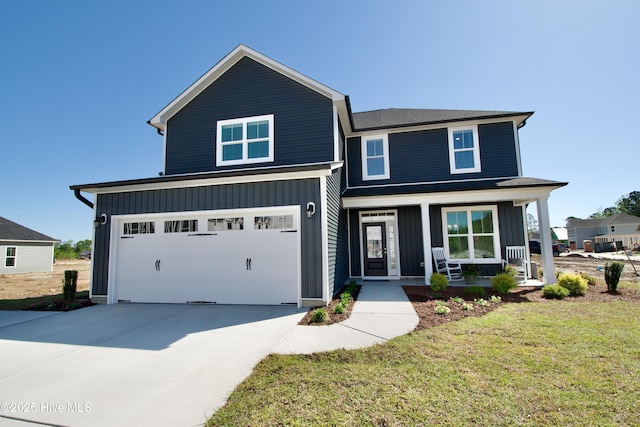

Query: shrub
left=500, top=264, right=518, bottom=278
left=451, top=296, right=464, bottom=304
left=474, top=298, right=489, bottom=307
left=434, top=303, right=450, bottom=314
left=491, top=273, right=517, bottom=294
left=340, top=292, right=351, bottom=306
left=346, top=281, right=357, bottom=294
left=63, top=270, right=78, bottom=302
left=333, top=302, right=345, bottom=314
left=579, top=272, right=597, bottom=286
left=464, top=286, right=485, bottom=298
left=542, top=284, right=570, bottom=299
left=557, top=273, right=588, bottom=296
left=430, top=273, right=449, bottom=292
left=605, top=261, right=625, bottom=292
left=462, top=302, right=474, bottom=311
left=489, top=295, right=502, bottom=303
left=311, top=308, right=329, bottom=323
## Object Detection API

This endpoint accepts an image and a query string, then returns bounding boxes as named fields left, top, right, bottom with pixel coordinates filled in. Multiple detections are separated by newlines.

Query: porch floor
left=352, top=277, right=544, bottom=288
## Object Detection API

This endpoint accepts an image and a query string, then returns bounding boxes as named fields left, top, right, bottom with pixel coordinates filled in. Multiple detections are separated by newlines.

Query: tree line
left=567, top=191, right=640, bottom=221
left=54, top=240, right=92, bottom=260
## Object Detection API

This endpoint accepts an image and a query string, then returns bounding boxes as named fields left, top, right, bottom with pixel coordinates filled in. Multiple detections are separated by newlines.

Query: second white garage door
left=111, top=207, right=300, bottom=305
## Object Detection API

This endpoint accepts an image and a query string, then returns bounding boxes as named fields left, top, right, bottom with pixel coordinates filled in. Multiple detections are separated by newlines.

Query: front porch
left=352, top=277, right=544, bottom=288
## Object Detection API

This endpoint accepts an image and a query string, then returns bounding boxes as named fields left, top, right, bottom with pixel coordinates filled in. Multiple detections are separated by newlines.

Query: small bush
left=491, top=273, right=517, bottom=294
left=605, top=261, right=625, bottom=292
left=489, top=295, right=502, bottom=303
left=434, top=304, right=451, bottom=315
left=311, top=308, right=329, bottom=323
left=542, top=284, right=570, bottom=299
left=63, top=270, right=78, bottom=303
left=464, top=286, right=485, bottom=298
left=500, top=264, right=518, bottom=278
left=430, top=273, right=449, bottom=292
left=340, top=292, right=351, bottom=306
left=346, top=281, right=357, bottom=294
left=451, top=296, right=464, bottom=304
left=474, top=298, right=489, bottom=307
left=557, top=273, right=588, bottom=296
left=579, top=272, right=597, bottom=286
left=462, top=302, right=474, bottom=311
left=333, top=302, right=345, bottom=314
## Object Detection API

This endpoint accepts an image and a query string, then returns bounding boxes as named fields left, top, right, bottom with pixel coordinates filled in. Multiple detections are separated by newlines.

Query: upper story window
left=216, top=114, right=274, bottom=166
left=448, top=125, right=481, bottom=174
left=361, top=134, right=390, bottom=180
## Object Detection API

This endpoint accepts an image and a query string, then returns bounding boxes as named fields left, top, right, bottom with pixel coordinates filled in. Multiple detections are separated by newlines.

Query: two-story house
left=71, top=45, right=566, bottom=307
left=567, top=213, right=640, bottom=250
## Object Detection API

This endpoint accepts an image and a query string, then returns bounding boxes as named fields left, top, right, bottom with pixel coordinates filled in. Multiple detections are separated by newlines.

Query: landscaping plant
left=557, top=272, right=588, bottom=296
left=333, top=302, right=345, bottom=314
left=542, top=284, right=570, bottom=299
left=491, top=273, right=517, bottom=294
left=63, top=270, right=78, bottom=303
left=429, top=273, right=448, bottom=292
left=579, top=272, right=597, bottom=286
left=464, top=286, right=485, bottom=298
left=311, top=308, right=329, bottom=323
left=604, top=261, right=624, bottom=292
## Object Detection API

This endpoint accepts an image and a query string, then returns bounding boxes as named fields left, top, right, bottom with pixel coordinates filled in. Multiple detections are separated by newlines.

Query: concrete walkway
left=273, top=283, right=419, bottom=354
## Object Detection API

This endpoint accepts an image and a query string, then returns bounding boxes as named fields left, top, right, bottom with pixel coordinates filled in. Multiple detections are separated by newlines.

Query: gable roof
left=148, top=44, right=347, bottom=132
left=566, top=213, right=640, bottom=228
left=352, top=108, right=533, bottom=131
left=0, top=216, right=57, bottom=242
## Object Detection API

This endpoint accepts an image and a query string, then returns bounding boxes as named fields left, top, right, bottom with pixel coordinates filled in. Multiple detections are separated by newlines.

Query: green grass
left=0, top=291, right=90, bottom=311
left=208, top=301, right=640, bottom=426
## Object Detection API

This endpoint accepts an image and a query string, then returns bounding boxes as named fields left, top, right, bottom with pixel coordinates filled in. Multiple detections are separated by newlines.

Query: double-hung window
left=442, top=206, right=500, bottom=263
left=216, top=114, right=274, bottom=166
left=448, top=125, right=481, bottom=174
left=5, top=247, right=16, bottom=267
left=361, top=134, right=390, bottom=180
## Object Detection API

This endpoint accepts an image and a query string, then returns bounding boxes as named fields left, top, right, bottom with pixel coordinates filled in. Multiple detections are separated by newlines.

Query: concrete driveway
left=0, top=303, right=306, bottom=427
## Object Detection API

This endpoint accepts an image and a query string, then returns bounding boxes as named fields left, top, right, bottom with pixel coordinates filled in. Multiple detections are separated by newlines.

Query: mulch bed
left=26, top=298, right=94, bottom=312
left=404, top=284, right=640, bottom=331
left=299, top=286, right=361, bottom=326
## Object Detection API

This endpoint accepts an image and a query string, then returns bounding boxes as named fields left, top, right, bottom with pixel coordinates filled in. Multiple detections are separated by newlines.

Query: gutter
left=73, top=189, right=94, bottom=209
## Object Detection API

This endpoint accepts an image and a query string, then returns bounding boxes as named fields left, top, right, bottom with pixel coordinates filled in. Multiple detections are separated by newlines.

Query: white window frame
left=442, top=205, right=500, bottom=263
left=5, top=246, right=17, bottom=268
left=361, top=134, right=390, bottom=180
left=216, top=114, right=274, bottom=166
left=448, top=125, right=481, bottom=174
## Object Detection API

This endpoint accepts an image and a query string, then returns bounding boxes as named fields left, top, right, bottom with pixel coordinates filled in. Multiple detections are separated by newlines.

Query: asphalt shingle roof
left=351, top=108, right=533, bottom=131
left=0, top=216, right=57, bottom=242
left=567, top=213, right=640, bottom=228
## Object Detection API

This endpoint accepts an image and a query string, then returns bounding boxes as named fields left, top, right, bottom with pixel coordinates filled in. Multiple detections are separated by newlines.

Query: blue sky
left=2, top=1, right=638, bottom=243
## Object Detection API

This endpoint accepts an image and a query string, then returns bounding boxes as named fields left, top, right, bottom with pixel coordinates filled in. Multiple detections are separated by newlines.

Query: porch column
left=420, top=203, right=432, bottom=284
left=536, top=196, right=555, bottom=284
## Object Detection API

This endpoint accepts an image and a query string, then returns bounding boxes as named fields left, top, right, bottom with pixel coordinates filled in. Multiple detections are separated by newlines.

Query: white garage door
left=112, top=208, right=300, bottom=305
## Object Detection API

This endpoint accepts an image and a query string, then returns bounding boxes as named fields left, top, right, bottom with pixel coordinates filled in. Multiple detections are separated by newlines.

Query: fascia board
left=148, top=45, right=346, bottom=131
left=342, top=186, right=559, bottom=209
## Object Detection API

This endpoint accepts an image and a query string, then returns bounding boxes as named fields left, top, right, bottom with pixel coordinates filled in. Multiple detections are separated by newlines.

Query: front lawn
left=208, top=299, right=640, bottom=426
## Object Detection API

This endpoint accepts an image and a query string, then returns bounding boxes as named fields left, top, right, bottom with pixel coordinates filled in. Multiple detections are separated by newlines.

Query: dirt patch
left=547, top=253, right=640, bottom=284
left=0, top=260, right=91, bottom=300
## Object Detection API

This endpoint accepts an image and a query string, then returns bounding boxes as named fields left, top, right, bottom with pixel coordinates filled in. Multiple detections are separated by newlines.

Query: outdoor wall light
left=94, top=213, right=108, bottom=228
left=306, top=202, right=316, bottom=219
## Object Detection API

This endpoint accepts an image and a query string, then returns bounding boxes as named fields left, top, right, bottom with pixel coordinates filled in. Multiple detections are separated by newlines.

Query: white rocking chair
left=503, top=246, right=529, bottom=283
left=432, top=247, right=463, bottom=281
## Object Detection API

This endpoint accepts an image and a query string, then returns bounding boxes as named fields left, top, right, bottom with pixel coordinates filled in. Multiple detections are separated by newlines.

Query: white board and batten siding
left=107, top=206, right=301, bottom=306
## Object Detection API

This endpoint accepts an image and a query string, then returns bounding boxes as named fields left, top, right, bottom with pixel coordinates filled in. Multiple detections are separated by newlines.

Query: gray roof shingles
left=0, top=216, right=57, bottom=242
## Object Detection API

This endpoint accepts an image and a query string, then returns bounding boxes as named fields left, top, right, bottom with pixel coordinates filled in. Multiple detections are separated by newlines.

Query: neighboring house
left=567, top=213, right=640, bottom=250
left=0, top=216, right=57, bottom=275
left=71, top=45, right=566, bottom=306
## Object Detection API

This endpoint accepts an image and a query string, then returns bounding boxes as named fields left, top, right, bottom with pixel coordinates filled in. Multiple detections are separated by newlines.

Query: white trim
left=149, top=45, right=346, bottom=131
left=216, top=114, right=274, bottom=166
left=162, top=121, right=168, bottom=175
left=320, top=177, right=329, bottom=304
left=333, top=105, right=340, bottom=162
left=346, top=208, right=352, bottom=281
left=448, top=125, right=481, bottom=174
left=361, top=134, right=390, bottom=181
left=4, top=246, right=17, bottom=268
left=358, top=209, right=400, bottom=280
left=513, top=120, right=523, bottom=176
left=89, top=203, right=97, bottom=300
left=420, top=203, right=432, bottom=283
left=0, top=240, right=57, bottom=244
left=348, top=175, right=518, bottom=190
left=343, top=185, right=559, bottom=209
left=441, top=205, right=501, bottom=264
left=82, top=167, right=335, bottom=195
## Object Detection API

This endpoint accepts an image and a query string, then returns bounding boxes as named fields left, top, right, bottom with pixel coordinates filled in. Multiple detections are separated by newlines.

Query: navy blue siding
left=347, top=122, right=518, bottom=187
left=166, top=57, right=334, bottom=175
left=92, top=179, right=322, bottom=298
left=397, top=206, right=425, bottom=276
left=348, top=209, right=361, bottom=277
left=326, top=168, right=349, bottom=296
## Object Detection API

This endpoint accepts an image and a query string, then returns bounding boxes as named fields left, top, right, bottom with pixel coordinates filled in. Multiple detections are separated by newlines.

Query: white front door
left=111, top=207, right=300, bottom=305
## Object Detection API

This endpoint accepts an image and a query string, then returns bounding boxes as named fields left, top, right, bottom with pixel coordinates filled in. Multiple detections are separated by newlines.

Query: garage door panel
left=114, top=209, right=300, bottom=305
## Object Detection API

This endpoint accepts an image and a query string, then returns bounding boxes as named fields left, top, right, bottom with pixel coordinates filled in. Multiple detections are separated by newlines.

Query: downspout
left=74, top=189, right=94, bottom=209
